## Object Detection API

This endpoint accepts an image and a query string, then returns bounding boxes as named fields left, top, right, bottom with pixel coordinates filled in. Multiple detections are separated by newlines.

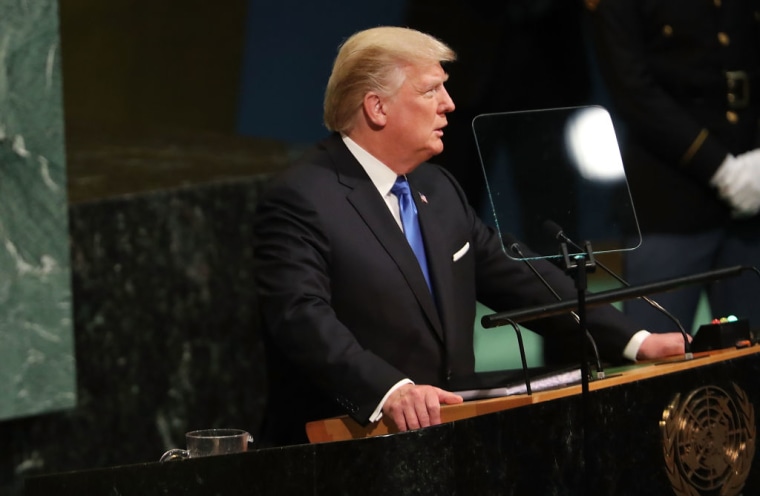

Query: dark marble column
left=2, top=172, right=282, bottom=496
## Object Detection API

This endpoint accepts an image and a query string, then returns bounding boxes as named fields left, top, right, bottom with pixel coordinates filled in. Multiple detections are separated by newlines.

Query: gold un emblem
left=661, top=383, right=755, bottom=496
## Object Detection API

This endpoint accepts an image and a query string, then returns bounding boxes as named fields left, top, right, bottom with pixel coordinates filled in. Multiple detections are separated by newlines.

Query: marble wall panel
left=0, top=0, right=75, bottom=420
left=1, top=176, right=272, bottom=496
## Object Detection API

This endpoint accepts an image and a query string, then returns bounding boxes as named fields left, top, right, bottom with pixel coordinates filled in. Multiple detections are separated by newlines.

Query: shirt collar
left=342, top=134, right=398, bottom=196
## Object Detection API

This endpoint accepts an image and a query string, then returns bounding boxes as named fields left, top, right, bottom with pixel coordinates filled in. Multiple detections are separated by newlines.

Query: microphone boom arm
left=482, top=265, right=746, bottom=328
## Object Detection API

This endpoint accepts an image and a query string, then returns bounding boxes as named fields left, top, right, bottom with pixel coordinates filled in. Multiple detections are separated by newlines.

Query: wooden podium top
left=305, top=345, right=760, bottom=443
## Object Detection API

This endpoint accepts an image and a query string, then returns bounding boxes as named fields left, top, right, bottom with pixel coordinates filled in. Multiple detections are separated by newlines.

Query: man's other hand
left=637, top=332, right=691, bottom=360
left=382, top=384, right=463, bottom=432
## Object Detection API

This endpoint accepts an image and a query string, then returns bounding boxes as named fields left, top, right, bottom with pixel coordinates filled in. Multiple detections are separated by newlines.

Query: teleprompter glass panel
left=473, top=105, right=641, bottom=261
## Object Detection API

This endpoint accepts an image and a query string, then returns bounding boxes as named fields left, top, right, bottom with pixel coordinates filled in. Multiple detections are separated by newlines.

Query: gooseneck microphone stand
left=558, top=238, right=597, bottom=399
left=507, top=237, right=605, bottom=379
left=557, top=237, right=597, bottom=493
left=544, top=220, right=694, bottom=360
left=504, top=318, right=532, bottom=395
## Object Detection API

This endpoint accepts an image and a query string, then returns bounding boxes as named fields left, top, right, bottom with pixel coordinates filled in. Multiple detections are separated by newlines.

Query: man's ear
left=363, top=93, right=387, bottom=127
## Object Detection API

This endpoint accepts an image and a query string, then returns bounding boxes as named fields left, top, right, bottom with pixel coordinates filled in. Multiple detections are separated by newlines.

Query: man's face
left=382, top=62, right=455, bottom=169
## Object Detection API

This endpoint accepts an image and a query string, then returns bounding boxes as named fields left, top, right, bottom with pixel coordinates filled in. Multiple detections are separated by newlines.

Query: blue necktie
left=391, top=176, right=432, bottom=293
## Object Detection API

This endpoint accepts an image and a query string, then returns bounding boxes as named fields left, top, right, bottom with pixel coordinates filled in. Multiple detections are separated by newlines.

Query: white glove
left=710, top=150, right=760, bottom=217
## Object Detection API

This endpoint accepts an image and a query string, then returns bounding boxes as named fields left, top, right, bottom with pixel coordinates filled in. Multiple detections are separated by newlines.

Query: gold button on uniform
left=718, top=32, right=730, bottom=45
left=726, top=111, right=739, bottom=123
left=584, top=0, right=600, bottom=11
left=663, top=24, right=674, bottom=36
left=714, top=0, right=721, bottom=6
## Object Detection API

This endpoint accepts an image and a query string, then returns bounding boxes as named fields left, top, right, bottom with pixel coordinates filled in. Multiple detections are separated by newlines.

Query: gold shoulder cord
left=680, top=129, right=709, bottom=166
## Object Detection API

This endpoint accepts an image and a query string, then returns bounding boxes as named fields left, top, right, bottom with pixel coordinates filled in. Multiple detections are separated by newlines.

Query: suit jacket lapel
left=325, top=136, right=444, bottom=339
left=408, top=176, right=455, bottom=342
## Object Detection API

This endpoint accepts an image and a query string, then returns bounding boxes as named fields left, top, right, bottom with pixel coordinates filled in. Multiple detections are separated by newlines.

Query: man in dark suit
left=252, top=26, right=687, bottom=447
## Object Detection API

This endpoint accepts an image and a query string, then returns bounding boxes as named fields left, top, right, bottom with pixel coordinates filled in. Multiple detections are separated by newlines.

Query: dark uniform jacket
left=588, top=0, right=760, bottom=233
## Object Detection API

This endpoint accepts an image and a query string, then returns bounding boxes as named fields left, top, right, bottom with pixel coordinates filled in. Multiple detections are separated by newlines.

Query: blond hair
left=323, top=26, right=456, bottom=133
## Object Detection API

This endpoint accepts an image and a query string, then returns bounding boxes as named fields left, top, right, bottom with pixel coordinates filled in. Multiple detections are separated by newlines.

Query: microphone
left=542, top=220, right=693, bottom=360
left=504, top=234, right=606, bottom=379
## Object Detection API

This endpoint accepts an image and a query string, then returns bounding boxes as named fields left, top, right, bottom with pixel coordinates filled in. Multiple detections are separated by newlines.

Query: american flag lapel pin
left=418, top=192, right=428, bottom=204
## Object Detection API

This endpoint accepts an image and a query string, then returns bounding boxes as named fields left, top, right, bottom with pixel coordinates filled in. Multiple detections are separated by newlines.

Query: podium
left=25, top=346, right=760, bottom=496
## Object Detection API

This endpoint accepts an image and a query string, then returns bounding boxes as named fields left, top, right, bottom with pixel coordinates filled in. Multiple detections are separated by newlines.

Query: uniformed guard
left=587, top=0, right=760, bottom=333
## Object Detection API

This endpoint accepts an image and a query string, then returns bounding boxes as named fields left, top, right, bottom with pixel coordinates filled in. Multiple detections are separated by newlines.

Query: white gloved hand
left=710, top=150, right=760, bottom=217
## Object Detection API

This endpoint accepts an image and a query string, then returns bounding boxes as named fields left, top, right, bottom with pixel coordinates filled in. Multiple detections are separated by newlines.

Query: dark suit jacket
left=253, top=133, right=641, bottom=446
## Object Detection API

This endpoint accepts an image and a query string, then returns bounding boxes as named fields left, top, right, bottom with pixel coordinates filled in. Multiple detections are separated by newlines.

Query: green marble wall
left=0, top=0, right=74, bottom=420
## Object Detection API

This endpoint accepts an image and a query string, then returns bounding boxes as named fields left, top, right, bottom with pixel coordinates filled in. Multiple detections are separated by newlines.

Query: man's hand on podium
left=636, top=332, right=692, bottom=361
left=383, top=384, right=463, bottom=432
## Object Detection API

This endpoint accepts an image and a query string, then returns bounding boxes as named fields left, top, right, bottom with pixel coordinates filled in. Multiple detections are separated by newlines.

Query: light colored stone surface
left=0, top=0, right=75, bottom=420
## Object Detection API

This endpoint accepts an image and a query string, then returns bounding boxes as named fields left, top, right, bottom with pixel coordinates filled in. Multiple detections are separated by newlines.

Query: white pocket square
left=452, top=242, right=470, bottom=262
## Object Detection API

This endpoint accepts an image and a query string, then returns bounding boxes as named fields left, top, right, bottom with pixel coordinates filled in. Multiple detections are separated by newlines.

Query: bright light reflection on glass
left=565, top=107, right=625, bottom=183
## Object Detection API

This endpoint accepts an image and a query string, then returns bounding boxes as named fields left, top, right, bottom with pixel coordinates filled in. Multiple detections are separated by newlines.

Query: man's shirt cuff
left=623, top=330, right=651, bottom=362
left=368, top=379, right=414, bottom=422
